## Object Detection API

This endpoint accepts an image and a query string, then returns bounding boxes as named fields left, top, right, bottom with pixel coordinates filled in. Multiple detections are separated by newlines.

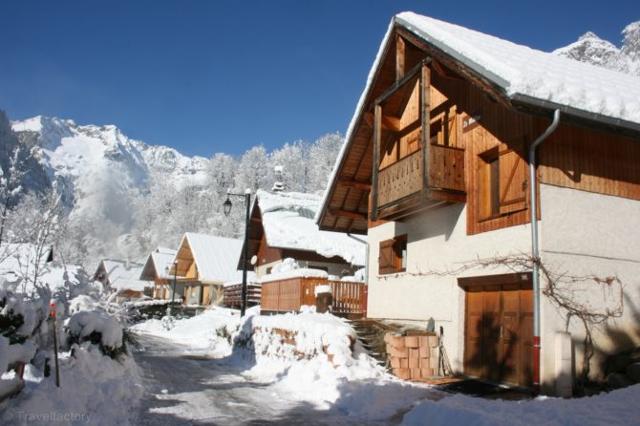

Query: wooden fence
left=261, top=277, right=367, bottom=318
left=223, top=283, right=262, bottom=308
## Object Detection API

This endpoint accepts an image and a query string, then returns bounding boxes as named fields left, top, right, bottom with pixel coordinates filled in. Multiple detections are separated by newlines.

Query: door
left=460, top=273, right=533, bottom=387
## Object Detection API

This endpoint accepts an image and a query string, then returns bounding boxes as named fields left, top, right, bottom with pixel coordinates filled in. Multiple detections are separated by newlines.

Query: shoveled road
left=131, top=333, right=401, bottom=425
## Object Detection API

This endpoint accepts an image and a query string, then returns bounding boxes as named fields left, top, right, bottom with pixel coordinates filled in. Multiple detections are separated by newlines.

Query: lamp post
left=223, top=190, right=251, bottom=317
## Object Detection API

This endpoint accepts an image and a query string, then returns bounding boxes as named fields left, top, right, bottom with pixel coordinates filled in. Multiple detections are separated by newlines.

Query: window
left=477, top=145, right=528, bottom=221
left=379, top=235, right=408, bottom=275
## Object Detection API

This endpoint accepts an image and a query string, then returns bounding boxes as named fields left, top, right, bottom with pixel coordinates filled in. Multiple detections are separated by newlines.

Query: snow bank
left=402, top=384, right=640, bottom=426
left=67, top=311, right=123, bottom=350
left=259, top=258, right=328, bottom=283
left=1, top=345, right=143, bottom=426
left=130, top=308, right=241, bottom=357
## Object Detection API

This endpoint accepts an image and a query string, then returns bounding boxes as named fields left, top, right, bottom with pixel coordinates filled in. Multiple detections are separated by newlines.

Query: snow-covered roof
left=257, top=190, right=365, bottom=266
left=178, top=233, right=243, bottom=284
left=140, top=247, right=177, bottom=281
left=96, top=259, right=147, bottom=292
left=316, top=12, right=640, bottom=227
left=395, top=12, right=640, bottom=126
left=223, top=271, right=259, bottom=288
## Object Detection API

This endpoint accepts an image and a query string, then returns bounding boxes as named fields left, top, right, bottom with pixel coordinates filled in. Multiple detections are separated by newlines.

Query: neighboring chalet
left=93, top=259, right=148, bottom=302
left=139, top=247, right=178, bottom=300
left=170, top=233, right=243, bottom=306
left=240, top=189, right=367, bottom=317
left=241, top=189, right=365, bottom=278
left=316, top=12, right=640, bottom=394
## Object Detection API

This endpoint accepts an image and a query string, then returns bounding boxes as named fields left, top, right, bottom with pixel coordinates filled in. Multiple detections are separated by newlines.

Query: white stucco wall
left=539, top=184, right=640, bottom=388
left=367, top=203, right=531, bottom=373
left=367, top=184, right=640, bottom=392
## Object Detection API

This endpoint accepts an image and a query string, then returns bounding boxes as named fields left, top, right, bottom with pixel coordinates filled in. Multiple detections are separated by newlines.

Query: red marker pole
left=49, top=301, right=60, bottom=388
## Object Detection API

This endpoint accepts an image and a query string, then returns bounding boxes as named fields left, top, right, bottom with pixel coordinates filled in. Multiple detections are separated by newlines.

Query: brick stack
left=384, top=332, right=440, bottom=381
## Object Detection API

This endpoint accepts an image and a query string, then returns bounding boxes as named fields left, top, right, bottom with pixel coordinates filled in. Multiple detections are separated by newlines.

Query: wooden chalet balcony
left=372, top=60, right=466, bottom=221
left=261, top=277, right=367, bottom=319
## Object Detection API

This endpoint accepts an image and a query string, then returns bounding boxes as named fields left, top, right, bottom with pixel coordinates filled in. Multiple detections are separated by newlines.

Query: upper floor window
left=477, top=145, right=528, bottom=221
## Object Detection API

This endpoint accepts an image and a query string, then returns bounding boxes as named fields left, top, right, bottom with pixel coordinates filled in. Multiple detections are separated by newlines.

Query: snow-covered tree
left=308, top=132, right=343, bottom=192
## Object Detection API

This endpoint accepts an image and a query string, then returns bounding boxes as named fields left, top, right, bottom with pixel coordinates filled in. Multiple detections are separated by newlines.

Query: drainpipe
left=529, top=109, right=561, bottom=391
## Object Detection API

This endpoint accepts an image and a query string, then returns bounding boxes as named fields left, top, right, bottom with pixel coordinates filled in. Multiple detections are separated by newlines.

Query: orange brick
left=408, top=356, right=420, bottom=368
left=390, top=335, right=406, bottom=348
left=400, top=358, right=409, bottom=369
left=393, top=368, right=411, bottom=380
left=390, top=357, right=401, bottom=369
left=428, top=335, right=439, bottom=347
left=431, top=347, right=440, bottom=358
left=409, top=348, right=420, bottom=360
left=390, top=346, right=408, bottom=358
left=411, top=368, right=421, bottom=379
left=404, top=335, right=419, bottom=348
left=418, top=335, right=429, bottom=348
left=419, top=357, right=430, bottom=368
left=419, top=345, right=429, bottom=358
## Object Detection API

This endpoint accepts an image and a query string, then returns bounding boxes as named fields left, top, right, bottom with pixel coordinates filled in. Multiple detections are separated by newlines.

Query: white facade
left=366, top=183, right=640, bottom=392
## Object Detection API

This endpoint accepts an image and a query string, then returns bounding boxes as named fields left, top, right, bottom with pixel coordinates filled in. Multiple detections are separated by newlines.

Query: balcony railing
left=378, top=149, right=424, bottom=207
left=377, top=145, right=465, bottom=209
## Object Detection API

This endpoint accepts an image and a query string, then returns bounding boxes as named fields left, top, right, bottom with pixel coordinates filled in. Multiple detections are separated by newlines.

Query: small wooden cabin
left=170, top=233, right=243, bottom=306
left=93, top=259, right=148, bottom=302
left=139, top=247, right=178, bottom=300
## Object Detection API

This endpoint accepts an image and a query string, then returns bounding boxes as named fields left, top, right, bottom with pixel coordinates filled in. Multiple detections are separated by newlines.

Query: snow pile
left=67, top=311, right=123, bottom=350
left=341, top=268, right=366, bottom=282
left=130, top=307, right=241, bottom=357
left=1, top=345, right=142, bottom=426
left=259, top=258, right=329, bottom=284
left=314, top=284, right=332, bottom=296
left=0, top=337, right=36, bottom=373
left=402, top=384, right=640, bottom=426
left=257, top=190, right=366, bottom=266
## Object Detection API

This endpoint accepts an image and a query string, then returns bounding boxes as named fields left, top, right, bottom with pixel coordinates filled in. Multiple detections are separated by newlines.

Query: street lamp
left=223, top=190, right=251, bottom=316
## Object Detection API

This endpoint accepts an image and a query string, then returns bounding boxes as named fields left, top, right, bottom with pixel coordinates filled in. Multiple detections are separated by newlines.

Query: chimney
left=272, top=165, right=285, bottom=192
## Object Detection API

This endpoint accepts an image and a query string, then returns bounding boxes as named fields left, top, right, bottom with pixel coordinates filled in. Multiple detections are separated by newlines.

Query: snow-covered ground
left=130, top=308, right=640, bottom=425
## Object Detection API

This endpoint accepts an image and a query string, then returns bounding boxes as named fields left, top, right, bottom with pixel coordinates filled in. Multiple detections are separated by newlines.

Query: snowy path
left=131, top=333, right=407, bottom=425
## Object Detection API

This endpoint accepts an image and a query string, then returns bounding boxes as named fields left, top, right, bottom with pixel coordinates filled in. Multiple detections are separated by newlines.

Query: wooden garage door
left=460, top=273, right=533, bottom=387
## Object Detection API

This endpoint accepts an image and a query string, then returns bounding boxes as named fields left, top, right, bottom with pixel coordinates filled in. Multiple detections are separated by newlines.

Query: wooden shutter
left=498, top=148, right=528, bottom=214
left=379, top=239, right=395, bottom=274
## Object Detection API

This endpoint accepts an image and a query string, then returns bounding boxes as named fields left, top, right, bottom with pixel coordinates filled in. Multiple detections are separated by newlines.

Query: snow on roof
left=98, top=259, right=147, bottom=292
left=181, top=233, right=243, bottom=284
left=395, top=12, right=640, bottom=125
left=141, top=247, right=177, bottom=280
left=258, top=190, right=365, bottom=266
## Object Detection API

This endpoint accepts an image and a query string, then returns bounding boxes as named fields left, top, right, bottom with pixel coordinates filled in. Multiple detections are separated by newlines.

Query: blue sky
left=1, top=1, right=637, bottom=157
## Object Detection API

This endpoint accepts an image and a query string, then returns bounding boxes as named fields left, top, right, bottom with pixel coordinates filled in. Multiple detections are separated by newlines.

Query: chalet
left=240, top=189, right=367, bottom=316
left=93, top=259, right=149, bottom=302
left=170, top=232, right=243, bottom=306
left=316, top=12, right=640, bottom=394
left=139, top=247, right=178, bottom=300
left=241, top=189, right=365, bottom=277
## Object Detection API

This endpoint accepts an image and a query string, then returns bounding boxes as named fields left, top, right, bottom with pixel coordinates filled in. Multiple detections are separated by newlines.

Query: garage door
left=460, top=273, right=533, bottom=387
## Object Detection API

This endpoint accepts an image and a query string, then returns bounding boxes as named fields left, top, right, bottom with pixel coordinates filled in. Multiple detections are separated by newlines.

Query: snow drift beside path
left=130, top=308, right=241, bottom=357
left=402, top=384, right=640, bottom=426
left=2, top=345, right=143, bottom=426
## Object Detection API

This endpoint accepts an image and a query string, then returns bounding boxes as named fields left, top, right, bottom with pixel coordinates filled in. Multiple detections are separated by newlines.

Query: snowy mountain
left=11, top=115, right=209, bottom=224
left=553, top=21, right=640, bottom=76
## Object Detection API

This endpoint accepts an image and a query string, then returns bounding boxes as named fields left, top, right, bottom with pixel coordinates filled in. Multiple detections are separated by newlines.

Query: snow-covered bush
left=66, top=310, right=126, bottom=359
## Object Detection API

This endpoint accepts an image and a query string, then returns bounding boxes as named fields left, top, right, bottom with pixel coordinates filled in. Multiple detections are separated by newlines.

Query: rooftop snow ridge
left=395, top=12, right=640, bottom=127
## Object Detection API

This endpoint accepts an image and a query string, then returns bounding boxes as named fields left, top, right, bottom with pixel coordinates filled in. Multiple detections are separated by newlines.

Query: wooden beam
left=396, top=34, right=405, bottom=82
left=363, top=112, right=401, bottom=132
left=422, top=63, right=431, bottom=193
left=371, top=103, right=382, bottom=221
left=338, top=178, right=371, bottom=191
left=329, top=208, right=368, bottom=221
